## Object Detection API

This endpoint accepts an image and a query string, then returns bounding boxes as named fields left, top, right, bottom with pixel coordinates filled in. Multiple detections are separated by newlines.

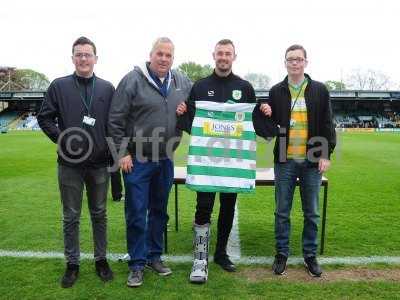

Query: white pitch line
left=227, top=202, right=241, bottom=259
left=236, top=256, right=400, bottom=265
left=2, top=250, right=400, bottom=265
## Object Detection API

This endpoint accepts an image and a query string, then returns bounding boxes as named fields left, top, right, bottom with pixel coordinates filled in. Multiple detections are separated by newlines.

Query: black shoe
left=61, top=263, right=79, bottom=288
left=272, top=254, right=287, bottom=275
left=304, top=256, right=322, bottom=277
left=214, top=255, right=236, bottom=272
left=113, top=194, right=124, bottom=202
left=95, top=259, right=114, bottom=282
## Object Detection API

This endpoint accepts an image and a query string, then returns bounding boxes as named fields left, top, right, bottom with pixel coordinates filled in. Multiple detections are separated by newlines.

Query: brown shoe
left=146, top=260, right=172, bottom=276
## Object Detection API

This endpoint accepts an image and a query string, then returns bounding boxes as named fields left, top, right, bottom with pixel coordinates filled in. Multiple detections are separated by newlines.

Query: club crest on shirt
left=235, top=112, right=245, bottom=122
left=232, top=90, right=242, bottom=100
left=208, top=90, right=215, bottom=97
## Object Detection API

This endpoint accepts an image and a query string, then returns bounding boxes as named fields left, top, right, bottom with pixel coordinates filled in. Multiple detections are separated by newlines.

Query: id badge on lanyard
left=76, top=76, right=96, bottom=127
left=83, top=115, right=96, bottom=126
left=290, top=80, right=306, bottom=128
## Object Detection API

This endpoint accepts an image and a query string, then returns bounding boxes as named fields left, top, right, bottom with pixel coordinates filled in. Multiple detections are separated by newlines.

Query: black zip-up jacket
left=177, top=71, right=276, bottom=138
left=38, top=73, right=115, bottom=168
left=266, top=74, right=336, bottom=164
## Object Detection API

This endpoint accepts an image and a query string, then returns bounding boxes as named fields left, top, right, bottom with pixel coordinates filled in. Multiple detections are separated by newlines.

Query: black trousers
left=58, top=164, right=109, bottom=264
left=195, top=192, right=237, bottom=257
left=110, top=169, right=123, bottom=200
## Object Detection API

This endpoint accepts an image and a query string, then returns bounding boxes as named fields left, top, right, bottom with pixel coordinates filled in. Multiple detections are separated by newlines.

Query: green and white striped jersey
left=186, top=101, right=257, bottom=193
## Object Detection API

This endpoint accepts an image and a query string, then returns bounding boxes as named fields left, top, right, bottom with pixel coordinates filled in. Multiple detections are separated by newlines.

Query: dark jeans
left=58, top=164, right=109, bottom=265
left=124, top=158, right=173, bottom=271
left=274, top=160, right=322, bottom=258
left=110, top=168, right=123, bottom=200
left=195, top=192, right=237, bottom=257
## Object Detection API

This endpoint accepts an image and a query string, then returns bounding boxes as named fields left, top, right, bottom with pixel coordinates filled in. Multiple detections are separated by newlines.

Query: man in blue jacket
left=38, top=36, right=114, bottom=288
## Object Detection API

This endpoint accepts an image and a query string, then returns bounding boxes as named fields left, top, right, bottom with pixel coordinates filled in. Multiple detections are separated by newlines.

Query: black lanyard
left=290, top=79, right=306, bottom=113
left=75, top=76, right=96, bottom=117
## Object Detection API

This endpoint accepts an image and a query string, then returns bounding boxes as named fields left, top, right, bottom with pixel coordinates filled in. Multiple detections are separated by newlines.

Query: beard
left=216, top=61, right=232, bottom=73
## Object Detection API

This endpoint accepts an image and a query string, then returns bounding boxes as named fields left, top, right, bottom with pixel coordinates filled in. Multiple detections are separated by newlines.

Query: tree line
left=0, top=64, right=396, bottom=91
left=177, top=62, right=397, bottom=91
left=0, top=67, right=50, bottom=91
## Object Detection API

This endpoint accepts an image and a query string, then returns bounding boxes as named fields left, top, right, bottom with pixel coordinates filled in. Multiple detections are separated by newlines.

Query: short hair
left=285, top=44, right=307, bottom=59
left=215, top=39, right=235, bottom=53
left=72, top=36, right=97, bottom=55
left=151, top=37, right=174, bottom=54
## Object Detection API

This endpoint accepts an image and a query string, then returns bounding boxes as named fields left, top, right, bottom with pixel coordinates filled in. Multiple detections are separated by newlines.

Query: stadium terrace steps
left=8, top=112, right=27, bottom=129
left=0, top=110, right=19, bottom=129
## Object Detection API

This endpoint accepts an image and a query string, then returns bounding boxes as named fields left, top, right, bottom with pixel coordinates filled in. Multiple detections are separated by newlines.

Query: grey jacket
left=108, top=63, right=191, bottom=160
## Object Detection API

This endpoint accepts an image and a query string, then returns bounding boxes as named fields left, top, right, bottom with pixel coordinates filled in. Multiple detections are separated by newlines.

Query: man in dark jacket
left=108, top=37, right=191, bottom=288
left=37, top=37, right=114, bottom=288
left=260, top=44, right=336, bottom=277
left=177, top=39, right=272, bottom=283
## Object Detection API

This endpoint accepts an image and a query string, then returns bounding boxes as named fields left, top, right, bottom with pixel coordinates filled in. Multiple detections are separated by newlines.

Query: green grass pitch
left=0, top=131, right=399, bottom=299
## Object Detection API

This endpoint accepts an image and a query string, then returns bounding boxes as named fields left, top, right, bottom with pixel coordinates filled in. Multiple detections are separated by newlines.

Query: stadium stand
left=0, top=89, right=399, bottom=131
left=16, top=113, right=41, bottom=130
left=0, top=110, right=20, bottom=132
left=332, top=98, right=398, bottom=128
left=255, top=89, right=400, bottom=129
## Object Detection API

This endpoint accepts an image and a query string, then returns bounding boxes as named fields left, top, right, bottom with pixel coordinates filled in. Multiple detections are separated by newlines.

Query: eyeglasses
left=73, top=53, right=95, bottom=59
left=285, top=57, right=306, bottom=64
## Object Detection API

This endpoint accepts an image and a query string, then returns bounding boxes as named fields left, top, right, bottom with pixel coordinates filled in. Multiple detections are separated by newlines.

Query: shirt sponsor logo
left=203, top=121, right=243, bottom=137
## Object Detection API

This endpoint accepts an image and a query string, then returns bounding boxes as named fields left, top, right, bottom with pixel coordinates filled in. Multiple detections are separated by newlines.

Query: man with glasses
left=260, top=44, right=336, bottom=277
left=38, top=36, right=114, bottom=288
left=108, top=37, right=191, bottom=287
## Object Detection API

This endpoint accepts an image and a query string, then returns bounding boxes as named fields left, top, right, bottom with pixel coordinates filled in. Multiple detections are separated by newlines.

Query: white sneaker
left=189, top=259, right=208, bottom=283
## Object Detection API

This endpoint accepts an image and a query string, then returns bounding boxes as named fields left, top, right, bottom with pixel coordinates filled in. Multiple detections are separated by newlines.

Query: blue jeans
left=124, top=158, right=173, bottom=271
left=274, top=160, right=322, bottom=258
